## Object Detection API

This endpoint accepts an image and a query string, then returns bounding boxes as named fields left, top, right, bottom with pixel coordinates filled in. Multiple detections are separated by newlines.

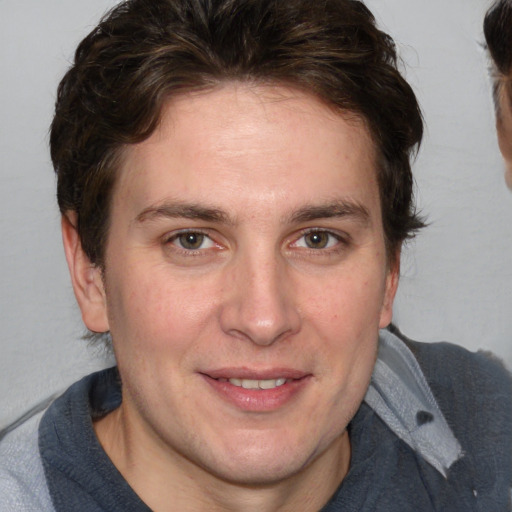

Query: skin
left=496, top=80, right=512, bottom=189
left=63, top=83, right=399, bottom=512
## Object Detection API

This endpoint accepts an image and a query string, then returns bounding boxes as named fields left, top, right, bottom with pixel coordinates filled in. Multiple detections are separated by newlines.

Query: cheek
left=301, top=267, right=387, bottom=334
left=302, top=264, right=386, bottom=379
left=105, top=265, right=219, bottom=355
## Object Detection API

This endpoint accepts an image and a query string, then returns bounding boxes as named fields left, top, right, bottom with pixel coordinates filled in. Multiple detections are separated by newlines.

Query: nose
left=219, top=252, right=301, bottom=346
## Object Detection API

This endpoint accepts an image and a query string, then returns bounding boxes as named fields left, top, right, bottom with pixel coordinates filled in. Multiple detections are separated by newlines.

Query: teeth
left=242, top=379, right=259, bottom=389
left=228, top=378, right=287, bottom=390
left=259, top=378, right=286, bottom=389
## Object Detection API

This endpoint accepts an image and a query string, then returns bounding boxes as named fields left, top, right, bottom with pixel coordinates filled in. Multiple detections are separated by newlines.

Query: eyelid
left=164, top=228, right=208, bottom=241
left=290, top=228, right=349, bottom=248
left=163, top=228, right=220, bottom=252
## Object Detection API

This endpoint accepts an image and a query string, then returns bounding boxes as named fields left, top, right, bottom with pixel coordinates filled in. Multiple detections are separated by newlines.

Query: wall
left=1, top=0, right=511, bottom=428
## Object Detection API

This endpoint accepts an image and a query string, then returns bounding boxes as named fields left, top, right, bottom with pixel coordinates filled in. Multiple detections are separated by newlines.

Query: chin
left=201, top=433, right=319, bottom=486
left=208, top=456, right=307, bottom=487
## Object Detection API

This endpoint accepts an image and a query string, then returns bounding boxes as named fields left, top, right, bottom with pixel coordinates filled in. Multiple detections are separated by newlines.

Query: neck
left=94, top=405, right=350, bottom=512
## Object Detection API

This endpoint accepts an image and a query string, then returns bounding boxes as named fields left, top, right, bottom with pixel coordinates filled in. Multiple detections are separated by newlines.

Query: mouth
left=201, top=370, right=310, bottom=412
left=217, top=377, right=289, bottom=390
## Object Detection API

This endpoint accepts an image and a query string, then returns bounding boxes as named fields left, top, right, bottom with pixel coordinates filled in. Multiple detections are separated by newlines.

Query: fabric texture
left=365, top=329, right=463, bottom=476
left=0, top=330, right=510, bottom=511
left=0, top=411, right=53, bottom=511
left=322, top=331, right=512, bottom=511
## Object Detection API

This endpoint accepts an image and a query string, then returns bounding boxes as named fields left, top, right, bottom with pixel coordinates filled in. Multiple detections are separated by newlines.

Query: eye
left=294, top=230, right=341, bottom=250
left=169, top=231, right=216, bottom=250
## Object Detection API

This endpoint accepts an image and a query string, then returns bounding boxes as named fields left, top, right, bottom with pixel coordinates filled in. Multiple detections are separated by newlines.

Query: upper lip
left=201, top=367, right=310, bottom=380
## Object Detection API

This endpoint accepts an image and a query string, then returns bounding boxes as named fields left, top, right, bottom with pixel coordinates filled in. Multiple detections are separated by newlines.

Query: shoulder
left=408, top=336, right=511, bottom=448
left=406, top=336, right=511, bottom=452
left=0, top=411, right=54, bottom=511
left=404, top=336, right=511, bottom=416
left=387, top=324, right=511, bottom=407
left=396, top=330, right=512, bottom=509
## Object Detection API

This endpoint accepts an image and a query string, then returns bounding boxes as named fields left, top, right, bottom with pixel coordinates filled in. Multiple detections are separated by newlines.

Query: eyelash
left=289, top=228, right=350, bottom=257
left=164, top=229, right=219, bottom=255
left=163, top=228, right=349, bottom=257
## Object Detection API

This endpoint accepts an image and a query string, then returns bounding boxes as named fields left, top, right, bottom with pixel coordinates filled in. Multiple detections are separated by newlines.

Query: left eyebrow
left=287, top=200, right=371, bottom=225
left=134, top=202, right=232, bottom=225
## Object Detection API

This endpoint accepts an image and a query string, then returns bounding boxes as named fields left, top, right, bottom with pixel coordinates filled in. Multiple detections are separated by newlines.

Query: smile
left=202, top=371, right=310, bottom=412
left=220, top=378, right=289, bottom=389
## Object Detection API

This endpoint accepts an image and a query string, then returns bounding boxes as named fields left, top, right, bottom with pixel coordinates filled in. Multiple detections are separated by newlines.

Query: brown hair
left=484, top=0, right=512, bottom=114
left=51, top=0, right=424, bottom=270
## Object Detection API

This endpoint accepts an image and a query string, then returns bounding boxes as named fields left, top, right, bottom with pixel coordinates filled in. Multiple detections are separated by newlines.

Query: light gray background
left=1, top=0, right=511, bottom=428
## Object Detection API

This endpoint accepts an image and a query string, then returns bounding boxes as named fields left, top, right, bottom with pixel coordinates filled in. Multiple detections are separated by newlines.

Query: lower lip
left=202, top=375, right=310, bottom=412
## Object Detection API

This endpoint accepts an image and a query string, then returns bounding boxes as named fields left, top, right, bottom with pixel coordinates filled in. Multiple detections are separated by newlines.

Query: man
left=485, top=0, right=512, bottom=188
left=0, top=0, right=510, bottom=510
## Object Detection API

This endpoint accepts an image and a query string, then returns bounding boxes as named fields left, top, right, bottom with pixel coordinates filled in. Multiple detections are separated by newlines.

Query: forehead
left=115, top=83, right=381, bottom=222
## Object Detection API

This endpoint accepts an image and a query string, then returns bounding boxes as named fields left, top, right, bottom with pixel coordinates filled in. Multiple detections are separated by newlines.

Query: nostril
left=218, top=265, right=301, bottom=346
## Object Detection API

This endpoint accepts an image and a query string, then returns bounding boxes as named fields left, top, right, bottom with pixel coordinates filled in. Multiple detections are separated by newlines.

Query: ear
left=61, top=212, right=110, bottom=333
left=496, top=83, right=512, bottom=162
left=496, top=83, right=512, bottom=189
left=379, top=249, right=400, bottom=329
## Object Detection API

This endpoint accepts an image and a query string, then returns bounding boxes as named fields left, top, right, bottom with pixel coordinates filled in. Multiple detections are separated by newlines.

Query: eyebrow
left=135, top=202, right=232, bottom=224
left=134, top=199, right=370, bottom=226
left=287, top=200, right=370, bottom=225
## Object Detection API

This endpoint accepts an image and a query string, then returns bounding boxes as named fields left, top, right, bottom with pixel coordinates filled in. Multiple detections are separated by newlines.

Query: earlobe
left=379, top=251, right=400, bottom=329
left=61, top=213, right=110, bottom=333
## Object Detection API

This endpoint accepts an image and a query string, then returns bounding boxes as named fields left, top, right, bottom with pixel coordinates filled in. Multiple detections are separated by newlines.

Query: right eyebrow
left=134, top=202, right=233, bottom=225
left=287, top=200, right=371, bottom=226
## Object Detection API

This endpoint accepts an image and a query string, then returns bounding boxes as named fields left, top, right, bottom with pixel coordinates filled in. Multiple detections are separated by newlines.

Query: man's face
left=496, top=81, right=512, bottom=189
left=84, top=84, right=398, bottom=485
